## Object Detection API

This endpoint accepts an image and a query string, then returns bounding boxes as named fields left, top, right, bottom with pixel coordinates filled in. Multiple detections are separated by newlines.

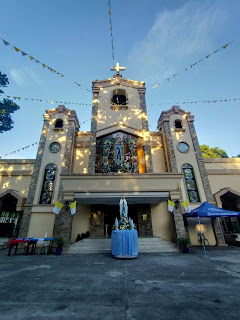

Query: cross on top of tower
left=111, top=62, right=125, bottom=76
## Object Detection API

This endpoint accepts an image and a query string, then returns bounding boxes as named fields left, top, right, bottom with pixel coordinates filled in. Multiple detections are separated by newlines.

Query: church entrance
left=104, top=205, right=139, bottom=236
left=90, top=204, right=153, bottom=237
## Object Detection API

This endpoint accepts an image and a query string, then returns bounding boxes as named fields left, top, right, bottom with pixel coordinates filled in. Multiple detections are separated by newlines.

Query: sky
left=0, top=0, right=240, bottom=159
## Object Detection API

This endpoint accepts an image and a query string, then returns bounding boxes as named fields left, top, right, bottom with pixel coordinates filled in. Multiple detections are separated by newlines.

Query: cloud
left=127, top=1, right=228, bottom=85
left=10, top=67, right=42, bottom=87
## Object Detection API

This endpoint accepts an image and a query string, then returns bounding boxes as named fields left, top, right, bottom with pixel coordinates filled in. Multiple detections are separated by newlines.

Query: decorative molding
left=0, top=159, right=35, bottom=164
left=206, top=169, right=240, bottom=175
left=204, top=158, right=240, bottom=163
left=0, top=170, right=33, bottom=176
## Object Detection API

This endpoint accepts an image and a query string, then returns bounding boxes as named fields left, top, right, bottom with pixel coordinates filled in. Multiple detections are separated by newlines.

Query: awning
left=74, top=192, right=169, bottom=205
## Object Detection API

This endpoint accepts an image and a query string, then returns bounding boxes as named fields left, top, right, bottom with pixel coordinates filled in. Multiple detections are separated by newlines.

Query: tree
left=200, top=144, right=228, bottom=158
left=0, top=71, right=20, bottom=133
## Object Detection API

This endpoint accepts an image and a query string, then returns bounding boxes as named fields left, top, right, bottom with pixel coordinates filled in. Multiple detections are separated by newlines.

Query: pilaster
left=187, top=118, right=226, bottom=246
left=162, top=121, right=178, bottom=173
left=88, top=87, right=99, bottom=174
left=139, top=88, right=153, bottom=173
left=19, top=120, right=49, bottom=237
left=53, top=120, right=76, bottom=247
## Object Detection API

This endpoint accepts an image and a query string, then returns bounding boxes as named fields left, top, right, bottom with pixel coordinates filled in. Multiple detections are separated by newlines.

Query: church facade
left=0, top=66, right=240, bottom=248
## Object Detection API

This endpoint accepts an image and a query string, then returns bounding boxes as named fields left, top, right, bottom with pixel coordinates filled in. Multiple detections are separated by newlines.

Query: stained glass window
left=95, top=131, right=146, bottom=173
left=39, top=164, right=57, bottom=204
left=182, top=164, right=200, bottom=203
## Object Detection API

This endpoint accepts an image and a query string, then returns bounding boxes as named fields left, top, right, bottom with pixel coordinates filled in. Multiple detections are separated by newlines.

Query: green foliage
left=178, top=237, right=191, bottom=247
left=56, top=237, right=64, bottom=248
left=200, top=144, right=228, bottom=158
left=0, top=71, right=20, bottom=133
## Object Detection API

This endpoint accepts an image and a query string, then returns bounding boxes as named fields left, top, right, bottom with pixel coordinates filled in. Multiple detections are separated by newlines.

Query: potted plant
left=56, top=238, right=64, bottom=255
left=178, top=237, right=191, bottom=253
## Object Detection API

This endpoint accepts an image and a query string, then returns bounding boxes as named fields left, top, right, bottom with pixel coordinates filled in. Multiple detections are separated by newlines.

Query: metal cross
left=111, top=62, right=125, bottom=75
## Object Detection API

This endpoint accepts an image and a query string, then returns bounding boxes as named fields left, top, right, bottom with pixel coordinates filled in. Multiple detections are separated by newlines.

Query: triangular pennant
left=6, top=95, right=10, bottom=98
left=35, top=59, right=40, bottom=63
left=213, top=49, right=220, bottom=54
left=13, top=46, right=20, bottom=52
left=223, top=43, right=229, bottom=49
left=17, top=97, right=20, bottom=100
left=21, top=51, right=28, bottom=56
left=29, top=56, right=34, bottom=60
left=2, top=39, right=10, bottom=46
left=42, top=63, right=46, bottom=68
left=61, top=74, right=64, bottom=77
left=206, top=54, right=211, bottom=58
left=52, top=70, right=56, bottom=73
left=47, top=66, right=51, bottom=70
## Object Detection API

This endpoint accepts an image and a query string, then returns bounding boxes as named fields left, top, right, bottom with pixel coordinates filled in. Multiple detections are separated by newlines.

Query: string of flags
left=0, top=142, right=38, bottom=159
left=108, top=0, right=115, bottom=62
left=2, top=94, right=92, bottom=106
left=0, top=118, right=92, bottom=159
left=3, top=94, right=240, bottom=108
left=150, top=97, right=240, bottom=106
left=0, top=37, right=64, bottom=78
left=153, top=41, right=233, bottom=88
left=0, top=37, right=82, bottom=87
left=53, top=201, right=76, bottom=215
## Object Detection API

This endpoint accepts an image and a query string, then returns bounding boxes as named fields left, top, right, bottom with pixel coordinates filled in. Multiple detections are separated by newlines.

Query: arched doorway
left=214, top=188, right=240, bottom=234
left=0, top=190, right=25, bottom=238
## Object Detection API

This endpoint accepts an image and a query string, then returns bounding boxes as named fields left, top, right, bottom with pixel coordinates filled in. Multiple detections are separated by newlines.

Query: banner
left=53, top=201, right=63, bottom=215
left=168, top=200, right=175, bottom=213
left=70, top=201, right=77, bottom=215
left=182, top=200, right=191, bottom=213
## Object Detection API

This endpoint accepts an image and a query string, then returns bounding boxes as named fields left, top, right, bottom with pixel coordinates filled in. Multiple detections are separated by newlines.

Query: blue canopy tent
left=183, top=201, right=240, bottom=253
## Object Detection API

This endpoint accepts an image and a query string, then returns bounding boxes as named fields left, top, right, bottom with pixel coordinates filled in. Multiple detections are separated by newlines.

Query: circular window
left=177, top=142, right=189, bottom=153
left=49, top=142, right=61, bottom=153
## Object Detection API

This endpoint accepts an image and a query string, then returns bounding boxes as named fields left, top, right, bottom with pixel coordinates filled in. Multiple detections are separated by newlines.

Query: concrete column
left=88, top=89, right=99, bottom=174
left=53, top=120, right=76, bottom=247
left=19, top=120, right=49, bottom=237
left=162, top=121, right=178, bottom=173
left=139, top=89, right=153, bottom=173
left=187, top=119, right=226, bottom=246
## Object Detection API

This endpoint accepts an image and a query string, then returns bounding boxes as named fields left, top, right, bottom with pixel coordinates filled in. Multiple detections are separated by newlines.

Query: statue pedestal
left=111, top=230, right=138, bottom=258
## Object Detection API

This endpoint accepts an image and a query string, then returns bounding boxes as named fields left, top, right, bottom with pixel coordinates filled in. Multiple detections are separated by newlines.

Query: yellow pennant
left=13, top=46, right=20, bottom=52
left=29, top=56, right=34, bottom=60
left=42, top=63, right=46, bottom=68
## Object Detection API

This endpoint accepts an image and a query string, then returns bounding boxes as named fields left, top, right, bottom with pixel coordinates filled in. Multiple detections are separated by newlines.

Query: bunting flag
left=0, top=37, right=82, bottom=86
left=53, top=201, right=63, bottom=215
left=70, top=201, right=77, bottom=215
left=0, top=142, right=38, bottom=159
left=150, top=97, right=240, bottom=107
left=153, top=41, right=233, bottom=88
left=3, top=95, right=92, bottom=106
left=108, top=0, right=115, bottom=62
left=182, top=200, right=191, bottom=213
left=168, top=200, right=175, bottom=213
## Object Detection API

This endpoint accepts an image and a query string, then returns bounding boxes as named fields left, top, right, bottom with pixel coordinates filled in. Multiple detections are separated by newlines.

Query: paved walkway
left=0, top=247, right=240, bottom=320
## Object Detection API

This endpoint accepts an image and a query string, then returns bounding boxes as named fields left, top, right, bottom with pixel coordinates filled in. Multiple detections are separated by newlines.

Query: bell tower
left=88, top=63, right=153, bottom=174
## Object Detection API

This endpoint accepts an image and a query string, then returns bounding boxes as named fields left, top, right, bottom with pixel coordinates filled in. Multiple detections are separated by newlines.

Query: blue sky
left=0, top=0, right=240, bottom=158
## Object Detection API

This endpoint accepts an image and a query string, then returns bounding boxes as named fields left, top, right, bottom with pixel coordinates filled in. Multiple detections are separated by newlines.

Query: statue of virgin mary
left=119, top=194, right=128, bottom=218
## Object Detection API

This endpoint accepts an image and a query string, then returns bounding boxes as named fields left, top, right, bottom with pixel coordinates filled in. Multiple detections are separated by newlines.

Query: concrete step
left=68, top=237, right=178, bottom=254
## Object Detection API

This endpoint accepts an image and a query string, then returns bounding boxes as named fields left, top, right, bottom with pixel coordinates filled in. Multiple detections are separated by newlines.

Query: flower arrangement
left=112, top=216, right=136, bottom=230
